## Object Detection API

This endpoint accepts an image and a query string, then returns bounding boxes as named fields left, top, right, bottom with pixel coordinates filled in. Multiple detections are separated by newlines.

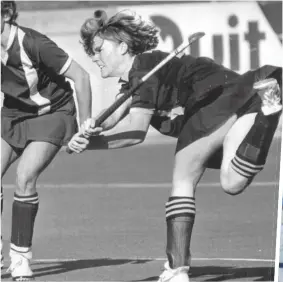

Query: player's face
left=92, top=36, right=124, bottom=78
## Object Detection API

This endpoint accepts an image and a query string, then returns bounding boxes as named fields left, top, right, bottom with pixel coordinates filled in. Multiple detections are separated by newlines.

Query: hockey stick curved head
left=188, top=32, right=205, bottom=44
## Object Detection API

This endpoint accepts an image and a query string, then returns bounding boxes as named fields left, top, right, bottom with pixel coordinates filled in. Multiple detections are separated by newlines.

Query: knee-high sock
left=10, top=192, right=39, bottom=252
left=231, top=111, right=280, bottom=178
left=165, top=196, right=195, bottom=269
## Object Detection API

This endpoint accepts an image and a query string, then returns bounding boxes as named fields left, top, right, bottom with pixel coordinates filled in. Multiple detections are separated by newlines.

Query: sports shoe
left=157, top=261, right=190, bottom=282
left=7, top=249, right=34, bottom=281
left=253, top=78, right=282, bottom=115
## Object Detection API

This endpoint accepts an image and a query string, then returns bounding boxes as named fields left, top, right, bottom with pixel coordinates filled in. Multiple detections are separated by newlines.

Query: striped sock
left=165, top=197, right=195, bottom=268
left=231, top=111, right=280, bottom=179
left=165, top=196, right=196, bottom=220
left=231, top=153, right=264, bottom=178
left=11, top=193, right=39, bottom=250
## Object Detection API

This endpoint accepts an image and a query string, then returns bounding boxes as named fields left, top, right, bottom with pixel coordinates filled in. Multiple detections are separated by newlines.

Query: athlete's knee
left=221, top=179, right=244, bottom=195
left=16, top=168, right=37, bottom=195
left=220, top=171, right=250, bottom=195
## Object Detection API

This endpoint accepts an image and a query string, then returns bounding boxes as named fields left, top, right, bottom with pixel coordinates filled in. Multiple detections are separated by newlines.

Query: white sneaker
left=157, top=261, right=190, bottom=282
left=7, top=249, right=34, bottom=281
left=253, top=78, right=282, bottom=115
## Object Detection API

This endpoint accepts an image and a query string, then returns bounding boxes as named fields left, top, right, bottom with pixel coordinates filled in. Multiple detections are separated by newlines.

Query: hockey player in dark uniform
left=69, top=9, right=282, bottom=282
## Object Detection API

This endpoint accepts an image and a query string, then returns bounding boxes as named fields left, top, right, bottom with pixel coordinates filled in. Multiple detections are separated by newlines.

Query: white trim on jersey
left=59, top=57, right=72, bottom=75
left=17, top=29, right=51, bottom=116
left=1, top=52, right=9, bottom=65
left=130, top=107, right=155, bottom=115
left=6, top=24, right=17, bottom=51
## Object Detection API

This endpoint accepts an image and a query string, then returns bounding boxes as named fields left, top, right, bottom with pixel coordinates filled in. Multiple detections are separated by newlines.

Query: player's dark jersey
left=1, top=24, right=73, bottom=116
left=119, top=50, right=240, bottom=119
left=119, top=51, right=281, bottom=143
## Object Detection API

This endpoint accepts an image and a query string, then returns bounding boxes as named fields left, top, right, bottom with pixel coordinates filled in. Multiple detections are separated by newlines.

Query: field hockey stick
left=66, top=32, right=205, bottom=154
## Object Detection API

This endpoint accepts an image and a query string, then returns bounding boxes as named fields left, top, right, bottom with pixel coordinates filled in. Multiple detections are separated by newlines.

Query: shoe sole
left=12, top=276, right=34, bottom=281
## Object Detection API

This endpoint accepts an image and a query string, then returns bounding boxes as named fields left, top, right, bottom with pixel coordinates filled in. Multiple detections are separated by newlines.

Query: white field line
left=2, top=257, right=273, bottom=263
left=2, top=181, right=279, bottom=189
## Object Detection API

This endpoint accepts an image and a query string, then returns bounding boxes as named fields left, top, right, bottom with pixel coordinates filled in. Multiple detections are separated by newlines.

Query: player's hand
left=68, top=132, right=89, bottom=153
left=82, top=118, right=103, bottom=137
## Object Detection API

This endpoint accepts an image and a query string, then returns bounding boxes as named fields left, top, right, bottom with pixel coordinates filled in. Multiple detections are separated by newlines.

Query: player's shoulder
left=17, top=25, right=59, bottom=57
left=18, top=25, right=45, bottom=40
left=17, top=25, right=52, bottom=50
left=134, top=50, right=169, bottom=70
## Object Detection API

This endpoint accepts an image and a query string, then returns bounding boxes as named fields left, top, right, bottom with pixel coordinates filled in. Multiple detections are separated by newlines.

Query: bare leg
left=221, top=79, right=282, bottom=195
left=9, top=141, right=60, bottom=280
left=1, top=138, right=19, bottom=268
left=159, top=115, right=236, bottom=282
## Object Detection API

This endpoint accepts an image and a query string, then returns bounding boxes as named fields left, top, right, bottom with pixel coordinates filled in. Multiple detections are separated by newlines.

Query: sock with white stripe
left=231, top=111, right=280, bottom=178
left=11, top=193, right=39, bottom=251
left=165, top=196, right=195, bottom=269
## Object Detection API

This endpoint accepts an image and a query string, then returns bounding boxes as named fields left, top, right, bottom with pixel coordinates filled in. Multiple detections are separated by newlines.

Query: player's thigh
left=173, top=115, right=236, bottom=197
left=220, top=113, right=257, bottom=183
left=1, top=138, right=19, bottom=178
left=173, top=138, right=208, bottom=197
left=16, top=141, right=60, bottom=188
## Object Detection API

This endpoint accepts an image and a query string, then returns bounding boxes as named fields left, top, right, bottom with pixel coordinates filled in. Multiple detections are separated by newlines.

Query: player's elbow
left=130, top=131, right=147, bottom=145
left=64, top=60, right=90, bottom=84
left=132, top=137, right=144, bottom=145
left=75, top=68, right=90, bottom=84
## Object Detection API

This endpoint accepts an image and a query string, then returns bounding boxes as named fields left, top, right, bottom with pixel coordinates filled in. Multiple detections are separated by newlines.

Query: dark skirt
left=151, top=64, right=282, bottom=169
left=1, top=98, right=78, bottom=151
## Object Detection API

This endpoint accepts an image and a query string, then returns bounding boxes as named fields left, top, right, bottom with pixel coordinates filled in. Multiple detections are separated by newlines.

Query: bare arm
left=63, top=60, right=92, bottom=125
left=69, top=110, right=152, bottom=152
left=98, top=94, right=132, bottom=131
left=97, top=110, right=152, bottom=149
